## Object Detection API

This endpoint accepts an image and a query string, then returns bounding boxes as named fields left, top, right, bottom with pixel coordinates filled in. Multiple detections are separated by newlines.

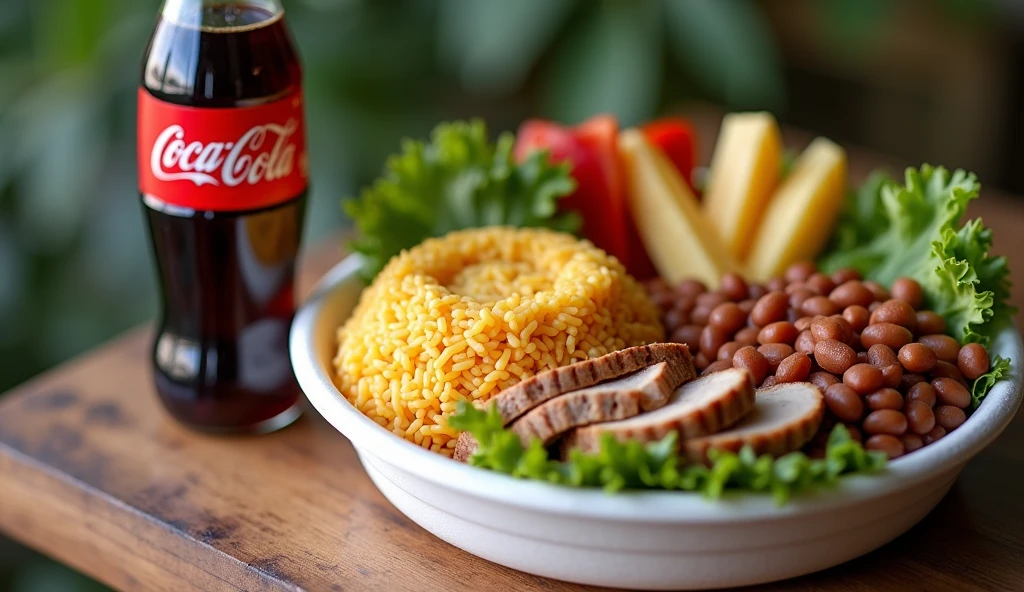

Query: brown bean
left=760, top=375, right=778, bottom=388
left=801, top=295, right=840, bottom=318
left=932, top=377, right=971, bottom=409
left=671, top=324, right=703, bottom=352
left=732, top=346, right=769, bottom=385
left=867, top=343, right=899, bottom=368
left=923, top=425, right=947, bottom=445
left=703, top=360, right=734, bottom=375
left=861, top=323, right=913, bottom=351
left=765, top=277, right=786, bottom=292
left=694, top=352, right=711, bottom=371
left=758, top=344, right=795, bottom=372
left=734, top=326, right=760, bottom=346
left=856, top=350, right=869, bottom=364
left=785, top=261, right=817, bottom=284
left=867, top=388, right=903, bottom=411
left=795, top=330, right=817, bottom=355
left=738, top=298, right=757, bottom=316
left=825, top=383, right=864, bottom=422
left=868, top=301, right=882, bottom=312
left=842, top=305, right=870, bottom=333
left=696, top=291, right=728, bottom=309
left=663, top=307, right=689, bottom=331
left=863, top=409, right=908, bottom=436
left=844, top=363, right=884, bottom=394
left=863, top=281, right=890, bottom=303
left=870, top=300, right=918, bottom=333
left=700, top=325, right=731, bottom=360
left=708, top=302, right=747, bottom=334
left=719, top=272, right=749, bottom=302
left=898, top=343, right=937, bottom=373
left=905, top=400, right=936, bottom=435
left=811, top=316, right=845, bottom=342
left=809, top=371, right=840, bottom=392
left=750, top=292, right=788, bottom=327
left=932, top=361, right=968, bottom=386
left=676, top=279, right=706, bottom=298
left=916, top=311, right=946, bottom=336
left=717, top=341, right=745, bottom=362
left=918, top=334, right=960, bottom=364
left=690, top=306, right=712, bottom=326
left=880, top=364, right=903, bottom=389
left=865, top=434, right=905, bottom=459
left=891, top=277, right=924, bottom=309
left=906, top=382, right=937, bottom=407
left=901, top=372, right=927, bottom=391
left=829, top=281, right=875, bottom=308
left=806, top=272, right=836, bottom=296
left=901, top=433, right=924, bottom=454
left=830, top=268, right=861, bottom=285
left=776, top=352, right=812, bottom=383
left=788, top=288, right=816, bottom=311
left=935, top=405, right=967, bottom=431
left=748, top=283, right=767, bottom=300
left=758, top=322, right=800, bottom=346
left=814, top=339, right=857, bottom=374
left=958, top=343, right=991, bottom=380
left=794, top=316, right=815, bottom=332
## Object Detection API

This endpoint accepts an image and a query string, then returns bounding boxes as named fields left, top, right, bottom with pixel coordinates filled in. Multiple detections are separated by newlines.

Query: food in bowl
left=335, top=113, right=1013, bottom=501
left=332, top=226, right=663, bottom=455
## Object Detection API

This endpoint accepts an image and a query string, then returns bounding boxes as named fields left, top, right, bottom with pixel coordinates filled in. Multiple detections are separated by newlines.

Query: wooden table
left=2, top=160, right=1024, bottom=592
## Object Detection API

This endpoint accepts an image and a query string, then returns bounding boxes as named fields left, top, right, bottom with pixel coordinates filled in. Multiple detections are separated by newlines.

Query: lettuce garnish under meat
left=344, top=120, right=580, bottom=281
left=448, top=402, right=886, bottom=505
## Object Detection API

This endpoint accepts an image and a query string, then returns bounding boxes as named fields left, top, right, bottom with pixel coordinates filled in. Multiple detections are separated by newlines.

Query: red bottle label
left=137, top=90, right=308, bottom=211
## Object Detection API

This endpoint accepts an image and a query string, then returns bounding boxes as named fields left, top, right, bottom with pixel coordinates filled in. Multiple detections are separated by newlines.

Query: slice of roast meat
left=682, top=382, right=824, bottom=463
left=563, top=367, right=756, bottom=454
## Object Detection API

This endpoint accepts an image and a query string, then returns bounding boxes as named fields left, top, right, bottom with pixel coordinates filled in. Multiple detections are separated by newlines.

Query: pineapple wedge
left=703, top=112, right=783, bottom=261
left=619, top=129, right=734, bottom=288
left=746, top=137, right=848, bottom=280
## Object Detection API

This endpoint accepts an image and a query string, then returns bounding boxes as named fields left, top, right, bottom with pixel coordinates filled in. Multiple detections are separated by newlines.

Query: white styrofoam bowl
left=290, top=255, right=1023, bottom=590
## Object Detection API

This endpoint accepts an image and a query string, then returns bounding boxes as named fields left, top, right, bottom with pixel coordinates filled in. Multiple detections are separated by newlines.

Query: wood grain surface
left=1, top=126, right=1023, bottom=591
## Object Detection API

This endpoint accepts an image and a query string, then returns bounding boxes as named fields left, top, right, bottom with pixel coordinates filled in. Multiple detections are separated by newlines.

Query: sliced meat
left=682, top=382, right=824, bottom=463
left=453, top=343, right=695, bottom=462
left=487, top=343, right=694, bottom=424
left=563, top=367, right=756, bottom=454
left=509, top=361, right=685, bottom=447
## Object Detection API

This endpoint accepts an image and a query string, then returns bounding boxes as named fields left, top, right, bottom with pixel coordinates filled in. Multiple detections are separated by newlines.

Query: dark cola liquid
left=141, top=3, right=306, bottom=432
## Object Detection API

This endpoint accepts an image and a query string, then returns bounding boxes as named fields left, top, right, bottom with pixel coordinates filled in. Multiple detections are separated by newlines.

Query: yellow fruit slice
left=703, top=112, right=783, bottom=261
left=746, top=137, right=848, bottom=281
left=619, top=129, right=733, bottom=288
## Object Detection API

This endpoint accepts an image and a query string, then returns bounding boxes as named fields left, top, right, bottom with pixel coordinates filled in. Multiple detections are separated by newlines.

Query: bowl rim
left=290, top=254, right=1023, bottom=523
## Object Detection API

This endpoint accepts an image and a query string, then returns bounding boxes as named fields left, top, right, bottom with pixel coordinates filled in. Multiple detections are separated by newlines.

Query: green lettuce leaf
left=344, top=119, right=580, bottom=280
left=448, top=402, right=886, bottom=504
left=820, top=165, right=1014, bottom=345
left=971, top=355, right=1011, bottom=409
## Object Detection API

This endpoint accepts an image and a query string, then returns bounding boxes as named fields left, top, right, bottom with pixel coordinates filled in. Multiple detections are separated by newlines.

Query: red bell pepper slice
left=642, top=117, right=698, bottom=193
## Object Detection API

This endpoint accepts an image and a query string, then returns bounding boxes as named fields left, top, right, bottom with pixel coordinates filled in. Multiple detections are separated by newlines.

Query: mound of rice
left=333, top=227, right=664, bottom=456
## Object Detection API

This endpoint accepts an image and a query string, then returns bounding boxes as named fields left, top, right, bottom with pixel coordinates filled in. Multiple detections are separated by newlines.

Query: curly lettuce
left=448, top=402, right=886, bottom=505
left=344, top=119, right=580, bottom=280
left=820, top=165, right=1014, bottom=346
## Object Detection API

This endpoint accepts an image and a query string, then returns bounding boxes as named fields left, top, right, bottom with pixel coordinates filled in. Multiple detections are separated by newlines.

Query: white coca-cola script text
left=150, top=119, right=299, bottom=187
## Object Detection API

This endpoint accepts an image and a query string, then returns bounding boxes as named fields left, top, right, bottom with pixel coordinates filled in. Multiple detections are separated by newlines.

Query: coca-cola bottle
left=138, top=0, right=308, bottom=432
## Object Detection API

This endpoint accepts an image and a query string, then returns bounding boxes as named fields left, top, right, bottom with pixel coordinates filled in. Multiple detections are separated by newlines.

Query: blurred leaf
left=541, top=0, right=662, bottom=126
left=438, top=0, right=576, bottom=95
left=663, top=0, right=784, bottom=110
left=32, top=0, right=123, bottom=69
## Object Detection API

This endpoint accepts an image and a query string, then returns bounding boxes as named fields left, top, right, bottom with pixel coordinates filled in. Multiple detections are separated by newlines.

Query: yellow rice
left=333, top=227, right=664, bottom=456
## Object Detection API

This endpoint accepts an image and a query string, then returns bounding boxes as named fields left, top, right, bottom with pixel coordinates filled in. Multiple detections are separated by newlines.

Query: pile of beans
left=646, top=262, right=992, bottom=459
